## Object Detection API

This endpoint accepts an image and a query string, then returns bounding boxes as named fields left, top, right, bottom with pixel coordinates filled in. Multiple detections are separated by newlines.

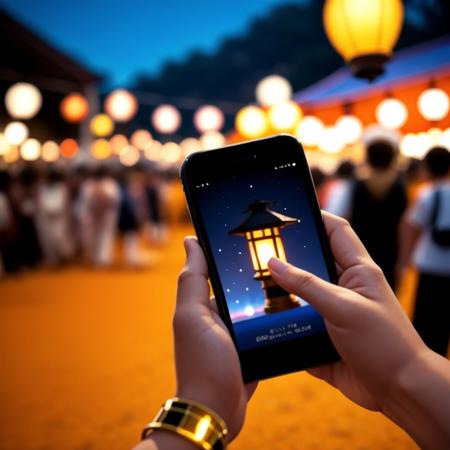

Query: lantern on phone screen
left=229, top=200, right=301, bottom=313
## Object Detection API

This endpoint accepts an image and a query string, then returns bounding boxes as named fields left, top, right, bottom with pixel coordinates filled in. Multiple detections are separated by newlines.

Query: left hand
left=173, top=236, right=258, bottom=440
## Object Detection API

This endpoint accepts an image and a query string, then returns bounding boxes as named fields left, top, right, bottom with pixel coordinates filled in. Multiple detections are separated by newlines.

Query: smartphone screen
left=182, top=135, right=338, bottom=379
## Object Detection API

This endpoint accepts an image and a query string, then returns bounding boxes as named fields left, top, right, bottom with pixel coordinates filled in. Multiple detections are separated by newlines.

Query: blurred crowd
left=0, top=165, right=169, bottom=274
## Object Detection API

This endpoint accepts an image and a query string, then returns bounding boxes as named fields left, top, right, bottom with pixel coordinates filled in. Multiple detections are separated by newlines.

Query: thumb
left=268, top=257, right=349, bottom=323
left=176, top=237, right=210, bottom=311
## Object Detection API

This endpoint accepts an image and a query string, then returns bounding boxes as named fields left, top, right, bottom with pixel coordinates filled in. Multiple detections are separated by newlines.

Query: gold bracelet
left=141, top=397, right=228, bottom=450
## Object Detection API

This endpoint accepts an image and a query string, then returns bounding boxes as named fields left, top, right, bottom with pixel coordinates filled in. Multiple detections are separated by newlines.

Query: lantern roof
left=229, top=200, right=299, bottom=235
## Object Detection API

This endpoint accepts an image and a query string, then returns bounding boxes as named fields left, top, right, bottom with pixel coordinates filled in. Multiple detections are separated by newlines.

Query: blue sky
left=0, top=0, right=302, bottom=86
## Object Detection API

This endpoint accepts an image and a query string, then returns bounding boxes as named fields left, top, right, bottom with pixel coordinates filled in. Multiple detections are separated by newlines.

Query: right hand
left=268, top=211, right=428, bottom=412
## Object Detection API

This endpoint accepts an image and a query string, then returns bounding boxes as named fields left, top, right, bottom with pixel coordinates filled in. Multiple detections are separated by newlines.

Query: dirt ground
left=0, top=225, right=419, bottom=450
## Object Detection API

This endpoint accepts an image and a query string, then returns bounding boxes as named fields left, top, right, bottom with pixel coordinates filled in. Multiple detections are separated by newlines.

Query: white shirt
left=408, top=181, right=450, bottom=275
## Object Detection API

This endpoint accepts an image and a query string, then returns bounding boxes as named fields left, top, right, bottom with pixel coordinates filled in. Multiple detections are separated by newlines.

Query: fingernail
left=183, top=237, right=192, bottom=257
left=268, top=257, right=288, bottom=275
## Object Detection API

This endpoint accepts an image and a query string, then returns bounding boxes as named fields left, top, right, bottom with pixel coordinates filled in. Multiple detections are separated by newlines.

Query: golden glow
left=59, top=139, right=78, bottom=158
left=323, top=0, right=404, bottom=61
left=193, top=415, right=211, bottom=442
left=295, top=116, right=324, bottom=147
left=144, top=140, right=163, bottom=161
left=4, top=122, right=28, bottom=146
left=104, top=89, right=138, bottom=122
left=20, top=138, right=41, bottom=161
left=4, top=146, right=19, bottom=163
left=256, top=75, right=292, bottom=107
left=255, top=239, right=278, bottom=270
left=376, top=98, right=408, bottom=130
left=151, top=104, right=181, bottom=134
left=268, top=101, right=302, bottom=132
left=161, top=142, right=182, bottom=164
left=131, top=129, right=152, bottom=150
left=5, top=82, right=42, bottom=119
left=418, top=88, right=450, bottom=122
left=439, top=128, right=450, bottom=150
left=235, top=106, right=268, bottom=138
left=335, top=115, right=363, bottom=145
left=90, top=114, right=114, bottom=137
left=119, top=145, right=140, bottom=167
left=0, top=133, right=10, bottom=156
left=41, top=141, right=59, bottom=162
left=110, top=134, right=128, bottom=154
left=200, top=131, right=225, bottom=150
left=60, top=93, right=89, bottom=123
left=318, top=127, right=345, bottom=153
left=194, top=105, right=224, bottom=133
left=180, top=137, right=200, bottom=156
left=91, top=139, right=111, bottom=160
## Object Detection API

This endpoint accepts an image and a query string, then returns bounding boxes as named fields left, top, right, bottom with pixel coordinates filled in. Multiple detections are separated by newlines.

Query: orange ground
left=0, top=225, right=419, bottom=450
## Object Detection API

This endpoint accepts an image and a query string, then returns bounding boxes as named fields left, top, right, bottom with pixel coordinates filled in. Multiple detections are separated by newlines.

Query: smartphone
left=181, top=134, right=339, bottom=382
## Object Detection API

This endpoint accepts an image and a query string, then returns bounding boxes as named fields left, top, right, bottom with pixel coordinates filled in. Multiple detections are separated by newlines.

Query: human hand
left=172, top=237, right=257, bottom=440
left=268, top=211, right=428, bottom=412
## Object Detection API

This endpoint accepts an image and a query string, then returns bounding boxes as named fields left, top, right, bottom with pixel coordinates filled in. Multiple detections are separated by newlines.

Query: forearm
left=133, top=430, right=198, bottom=450
left=383, top=349, right=450, bottom=450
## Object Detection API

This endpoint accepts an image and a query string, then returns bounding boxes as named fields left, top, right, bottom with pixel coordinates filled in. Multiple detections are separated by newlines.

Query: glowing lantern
left=229, top=200, right=301, bottom=313
left=4, top=122, right=28, bottom=146
left=161, top=142, right=182, bottom=164
left=90, top=114, right=114, bottom=137
left=376, top=98, right=408, bottom=130
left=119, top=145, right=140, bottom=167
left=319, top=127, right=345, bottom=154
left=417, top=88, right=450, bottom=122
left=180, top=137, right=200, bottom=156
left=4, top=146, right=19, bottom=164
left=194, top=105, right=224, bottom=133
left=91, top=139, right=112, bottom=160
left=41, top=141, right=59, bottom=162
left=60, top=139, right=78, bottom=158
left=335, top=115, right=363, bottom=145
left=152, top=104, right=181, bottom=134
left=235, top=106, right=268, bottom=138
left=20, top=138, right=41, bottom=161
left=144, top=140, right=163, bottom=161
left=295, top=116, right=324, bottom=147
left=323, top=0, right=404, bottom=80
left=5, top=82, right=42, bottom=119
left=268, top=101, right=302, bottom=132
left=131, top=129, right=152, bottom=150
left=60, top=93, right=89, bottom=123
left=0, top=133, right=11, bottom=155
left=105, top=89, right=138, bottom=122
left=400, top=134, right=417, bottom=158
left=255, top=75, right=292, bottom=107
left=439, top=128, right=450, bottom=150
left=199, top=131, right=226, bottom=150
left=110, top=134, right=128, bottom=154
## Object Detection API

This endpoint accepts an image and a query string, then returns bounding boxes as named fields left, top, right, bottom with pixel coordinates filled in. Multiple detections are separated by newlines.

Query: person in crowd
left=36, top=169, right=73, bottom=267
left=397, top=146, right=450, bottom=356
left=323, top=160, right=355, bottom=210
left=403, top=157, right=429, bottom=205
left=134, top=212, right=450, bottom=450
left=78, top=166, right=120, bottom=267
left=310, top=166, right=328, bottom=207
left=326, top=139, right=407, bottom=290
left=0, top=171, right=13, bottom=276
left=145, top=172, right=167, bottom=243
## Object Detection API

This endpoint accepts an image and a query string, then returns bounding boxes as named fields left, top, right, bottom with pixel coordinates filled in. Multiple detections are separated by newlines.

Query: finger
left=268, top=257, right=350, bottom=322
left=245, top=381, right=258, bottom=401
left=321, top=211, right=373, bottom=270
left=209, top=296, right=219, bottom=314
left=176, top=237, right=210, bottom=311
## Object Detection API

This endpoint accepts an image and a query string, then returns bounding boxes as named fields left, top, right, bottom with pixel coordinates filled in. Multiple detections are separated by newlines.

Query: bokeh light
left=235, top=105, right=268, bottom=138
left=130, top=129, right=152, bottom=150
left=180, top=137, right=200, bottom=156
left=5, top=82, right=42, bottom=119
left=20, top=138, right=41, bottom=161
left=268, top=101, right=302, bottom=131
left=4, top=121, right=28, bottom=146
left=119, top=145, right=140, bottom=166
left=318, top=126, right=345, bottom=153
left=144, top=140, right=163, bottom=161
left=3, top=146, right=19, bottom=163
left=295, top=116, right=324, bottom=147
left=193, top=105, right=224, bottom=133
left=41, top=141, right=60, bottom=162
left=105, top=89, right=138, bottom=122
left=376, top=98, right=408, bottom=129
left=91, top=139, right=112, bottom=160
left=255, top=75, right=292, bottom=107
left=199, top=131, right=226, bottom=150
left=335, top=115, right=363, bottom=145
left=0, top=133, right=10, bottom=155
left=110, top=134, right=128, bottom=154
left=151, top=104, right=181, bottom=134
left=417, top=88, right=449, bottom=122
left=161, top=142, right=182, bottom=164
left=439, top=128, right=450, bottom=149
left=90, top=114, right=114, bottom=137
left=60, top=93, right=89, bottom=123
left=60, top=138, right=78, bottom=158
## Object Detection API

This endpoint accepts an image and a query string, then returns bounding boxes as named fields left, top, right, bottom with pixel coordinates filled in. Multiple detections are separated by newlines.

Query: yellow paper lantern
left=130, top=129, right=152, bottom=150
left=295, top=116, right=324, bottom=147
left=4, top=121, right=28, bottom=146
left=417, top=88, right=450, bottom=122
left=60, top=139, right=78, bottom=158
left=323, top=0, right=404, bottom=80
left=20, top=138, right=41, bottom=161
left=91, top=139, right=112, bottom=160
left=90, top=114, right=114, bottom=137
left=105, top=89, right=138, bottom=122
left=335, top=115, right=363, bottom=145
left=151, top=105, right=181, bottom=134
left=5, top=82, right=42, bottom=119
left=376, top=98, right=408, bottom=130
left=256, top=75, right=292, bottom=107
left=60, top=93, right=89, bottom=123
left=119, top=145, right=140, bottom=167
left=41, top=141, right=60, bottom=162
left=235, top=106, right=269, bottom=138
left=267, top=101, right=302, bottom=132
left=199, top=131, right=226, bottom=150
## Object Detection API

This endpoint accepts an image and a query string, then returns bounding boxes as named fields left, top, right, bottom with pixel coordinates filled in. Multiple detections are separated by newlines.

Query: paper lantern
left=295, top=116, right=324, bottom=147
left=105, top=89, right=138, bottom=122
left=335, top=115, right=363, bottom=145
left=199, top=131, right=226, bottom=150
left=235, top=106, right=268, bottom=138
left=323, top=0, right=404, bottom=80
left=376, top=98, right=408, bottom=130
left=90, top=114, right=114, bottom=137
left=268, top=101, right=302, bottom=132
left=91, top=139, right=112, bottom=160
left=318, top=127, right=345, bottom=153
left=60, top=139, right=78, bottom=158
left=4, top=121, right=28, bottom=146
left=5, top=82, right=42, bottom=119
left=144, top=140, right=163, bottom=161
left=256, top=75, right=292, bottom=107
left=151, top=105, right=181, bottom=134
left=193, top=105, right=224, bottom=133
left=119, top=145, right=140, bottom=167
left=41, top=141, right=60, bottom=162
left=130, top=129, right=152, bottom=150
left=180, top=137, right=200, bottom=156
left=20, top=138, right=41, bottom=161
left=60, top=93, right=89, bottom=123
left=417, top=88, right=450, bottom=122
